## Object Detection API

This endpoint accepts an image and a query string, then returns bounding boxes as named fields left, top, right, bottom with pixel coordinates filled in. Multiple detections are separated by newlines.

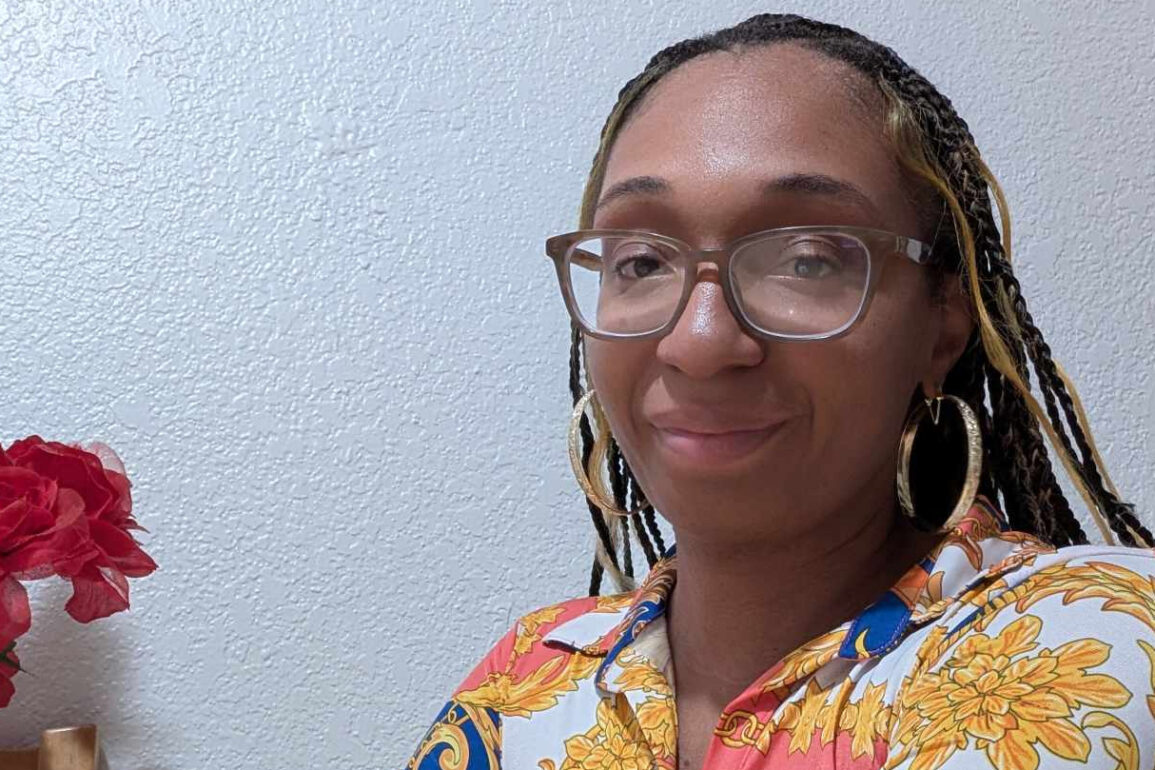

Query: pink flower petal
left=65, top=564, right=130, bottom=623
left=0, top=576, right=31, bottom=642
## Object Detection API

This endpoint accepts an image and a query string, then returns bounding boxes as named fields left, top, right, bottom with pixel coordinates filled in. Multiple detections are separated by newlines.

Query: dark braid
left=587, top=542, right=604, bottom=596
left=572, top=312, right=670, bottom=593
left=619, top=515, right=634, bottom=578
left=1005, top=268, right=1152, bottom=543
left=605, top=439, right=635, bottom=579
left=869, top=35, right=1098, bottom=546
left=873, top=42, right=1146, bottom=545
left=643, top=505, right=668, bottom=557
left=629, top=514, right=656, bottom=571
left=568, top=13, right=1149, bottom=593
left=947, top=139, right=1094, bottom=545
left=949, top=98, right=1148, bottom=545
left=617, top=449, right=667, bottom=564
left=609, top=440, right=662, bottom=568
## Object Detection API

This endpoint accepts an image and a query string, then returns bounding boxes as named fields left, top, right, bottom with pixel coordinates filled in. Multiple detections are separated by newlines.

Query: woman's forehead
left=599, top=45, right=905, bottom=218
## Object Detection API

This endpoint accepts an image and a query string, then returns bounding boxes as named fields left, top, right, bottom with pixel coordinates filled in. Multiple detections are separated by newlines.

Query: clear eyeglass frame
left=544, top=225, right=936, bottom=342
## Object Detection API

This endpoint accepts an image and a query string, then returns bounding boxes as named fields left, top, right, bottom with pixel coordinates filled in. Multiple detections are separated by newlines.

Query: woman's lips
left=653, top=422, right=788, bottom=464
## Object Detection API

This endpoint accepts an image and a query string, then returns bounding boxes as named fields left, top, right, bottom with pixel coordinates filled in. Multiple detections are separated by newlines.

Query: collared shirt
left=406, top=497, right=1155, bottom=769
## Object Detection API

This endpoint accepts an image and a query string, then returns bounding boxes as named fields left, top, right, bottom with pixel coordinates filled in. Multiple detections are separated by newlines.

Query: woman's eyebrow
left=764, top=173, right=880, bottom=215
left=595, top=172, right=879, bottom=215
left=595, top=175, right=670, bottom=211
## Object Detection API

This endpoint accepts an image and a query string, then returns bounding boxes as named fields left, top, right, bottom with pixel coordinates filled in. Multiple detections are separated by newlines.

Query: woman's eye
left=787, top=254, right=838, bottom=278
left=609, top=247, right=668, bottom=279
left=774, top=240, right=844, bottom=279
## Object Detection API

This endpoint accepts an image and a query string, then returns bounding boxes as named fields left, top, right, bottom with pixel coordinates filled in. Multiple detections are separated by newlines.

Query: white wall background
left=0, top=0, right=1152, bottom=766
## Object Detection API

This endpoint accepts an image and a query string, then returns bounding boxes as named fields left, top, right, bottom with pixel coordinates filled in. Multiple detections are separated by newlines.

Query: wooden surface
left=0, top=726, right=100, bottom=770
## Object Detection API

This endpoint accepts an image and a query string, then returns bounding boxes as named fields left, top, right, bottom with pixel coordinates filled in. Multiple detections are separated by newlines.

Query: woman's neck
left=664, top=490, right=940, bottom=709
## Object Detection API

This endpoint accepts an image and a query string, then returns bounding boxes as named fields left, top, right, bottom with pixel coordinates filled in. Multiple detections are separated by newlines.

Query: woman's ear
left=925, top=275, right=976, bottom=393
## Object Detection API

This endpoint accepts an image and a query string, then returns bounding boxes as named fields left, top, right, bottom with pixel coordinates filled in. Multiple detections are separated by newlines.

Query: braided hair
left=568, top=13, right=1152, bottom=595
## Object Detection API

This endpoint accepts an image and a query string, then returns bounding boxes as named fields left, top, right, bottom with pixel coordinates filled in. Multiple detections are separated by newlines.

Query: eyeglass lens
left=566, top=231, right=872, bottom=337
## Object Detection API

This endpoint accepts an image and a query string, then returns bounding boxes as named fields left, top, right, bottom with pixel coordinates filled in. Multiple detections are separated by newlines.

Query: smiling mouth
left=653, top=423, right=788, bottom=465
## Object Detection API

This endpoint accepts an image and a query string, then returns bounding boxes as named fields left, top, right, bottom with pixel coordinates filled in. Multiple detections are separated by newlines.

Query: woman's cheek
left=586, top=341, right=642, bottom=439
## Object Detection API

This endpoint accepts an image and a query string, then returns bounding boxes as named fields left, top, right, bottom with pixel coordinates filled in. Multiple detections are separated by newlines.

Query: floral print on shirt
left=406, top=496, right=1155, bottom=769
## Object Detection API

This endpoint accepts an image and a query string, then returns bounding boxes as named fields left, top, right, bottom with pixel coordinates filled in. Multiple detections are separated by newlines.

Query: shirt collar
left=542, top=495, right=1054, bottom=688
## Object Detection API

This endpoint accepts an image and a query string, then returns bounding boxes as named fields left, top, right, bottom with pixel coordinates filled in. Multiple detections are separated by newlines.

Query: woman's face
left=586, top=44, right=972, bottom=545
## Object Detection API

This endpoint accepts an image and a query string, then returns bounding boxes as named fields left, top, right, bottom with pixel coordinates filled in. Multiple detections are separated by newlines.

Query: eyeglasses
left=545, top=225, right=935, bottom=341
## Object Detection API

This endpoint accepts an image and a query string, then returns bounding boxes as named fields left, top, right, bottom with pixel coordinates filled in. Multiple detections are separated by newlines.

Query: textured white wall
left=0, top=0, right=1151, bottom=766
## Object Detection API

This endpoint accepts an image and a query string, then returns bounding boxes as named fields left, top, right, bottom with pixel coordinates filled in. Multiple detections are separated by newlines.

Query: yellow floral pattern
left=613, top=649, right=672, bottom=697
left=407, top=500, right=1155, bottom=770
left=635, top=696, right=677, bottom=758
left=716, top=679, right=891, bottom=759
left=890, top=615, right=1131, bottom=770
left=757, top=629, right=845, bottom=697
left=457, top=649, right=602, bottom=719
left=560, top=697, right=653, bottom=770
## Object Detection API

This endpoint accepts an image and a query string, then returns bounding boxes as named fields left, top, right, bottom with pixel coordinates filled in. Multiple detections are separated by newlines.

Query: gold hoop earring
left=568, top=389, right=646, bottom=519
left=896, top=393, right=983, bottom=532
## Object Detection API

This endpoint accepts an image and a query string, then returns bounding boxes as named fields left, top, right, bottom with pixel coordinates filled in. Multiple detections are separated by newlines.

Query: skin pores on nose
left=586, top=44, right=944, bottom=542
left=684, top=282, right=733, bottom=338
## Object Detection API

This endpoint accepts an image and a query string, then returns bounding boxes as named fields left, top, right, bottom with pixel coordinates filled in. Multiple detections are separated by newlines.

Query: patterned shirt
left=406, top=497, right=1155, bottom=769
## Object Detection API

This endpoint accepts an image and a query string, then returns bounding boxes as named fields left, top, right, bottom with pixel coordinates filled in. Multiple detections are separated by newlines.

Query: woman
left=406, top=14, right=1155, bottom=770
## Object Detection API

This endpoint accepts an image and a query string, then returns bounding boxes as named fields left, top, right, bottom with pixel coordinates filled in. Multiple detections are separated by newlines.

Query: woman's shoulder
left=886, top=543, right=1155, bottom=768
left=405, top=590, right=638, bottom=767
left=963, top=540, right=1155, bottom=635
left=1005, top=541, right=1155, bottom=599
left=451, top=589, right=639, bottom=697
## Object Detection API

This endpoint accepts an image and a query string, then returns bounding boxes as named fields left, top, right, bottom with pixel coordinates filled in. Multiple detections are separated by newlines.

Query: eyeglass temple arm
left=903, top=238, right=936, bottom=265
left=546, top=238, right=600, bottom=271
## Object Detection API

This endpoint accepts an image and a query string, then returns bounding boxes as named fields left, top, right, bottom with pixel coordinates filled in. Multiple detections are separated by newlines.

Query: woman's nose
left=655, top=272, right=764, bottom=379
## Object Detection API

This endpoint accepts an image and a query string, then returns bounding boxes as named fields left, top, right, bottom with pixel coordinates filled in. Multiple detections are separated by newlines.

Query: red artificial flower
left=0, top=437, right=156, bottom=629
left=0, top=437, right=156, bottom=706
left=0, top=464, right=89, bottom=644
